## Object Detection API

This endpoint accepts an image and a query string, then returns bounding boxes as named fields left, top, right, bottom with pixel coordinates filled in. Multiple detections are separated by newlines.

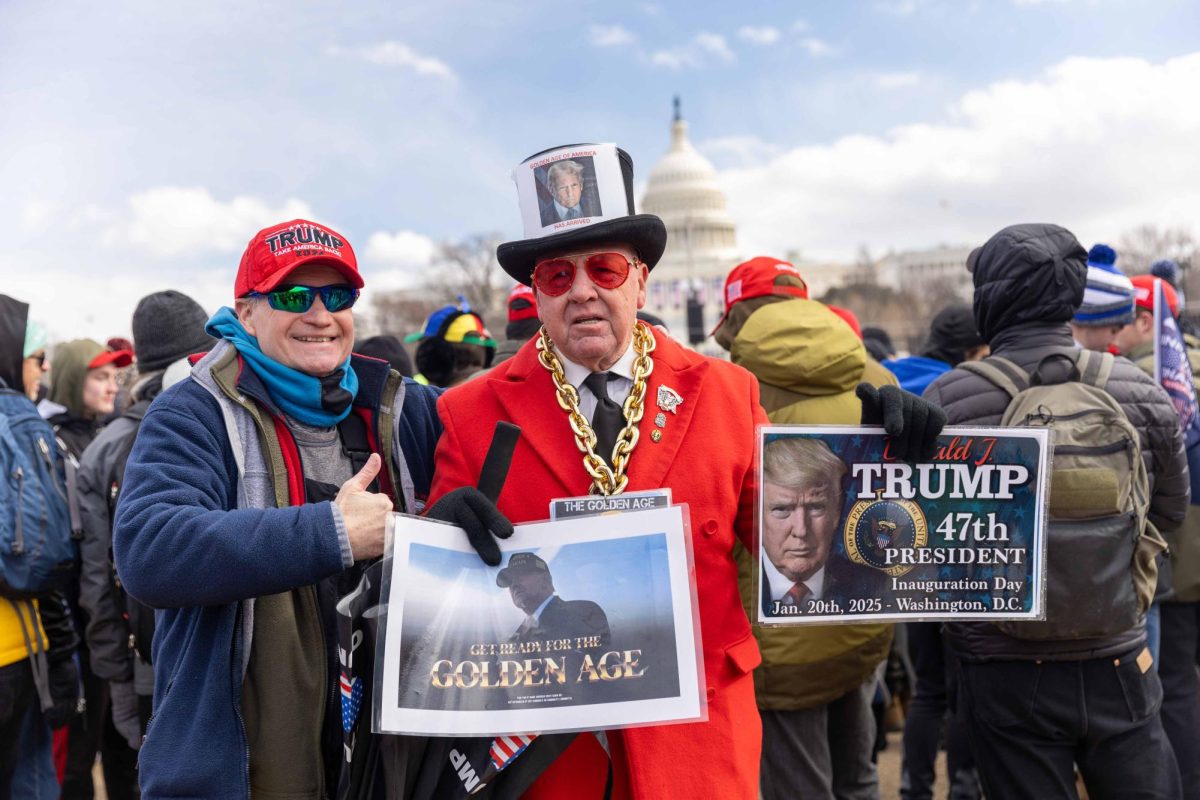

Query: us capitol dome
left=639, top=98, right=740, bottom=344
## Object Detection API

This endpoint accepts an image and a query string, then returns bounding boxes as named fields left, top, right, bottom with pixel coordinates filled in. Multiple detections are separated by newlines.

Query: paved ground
left=95, top=730, right=946, bottom=799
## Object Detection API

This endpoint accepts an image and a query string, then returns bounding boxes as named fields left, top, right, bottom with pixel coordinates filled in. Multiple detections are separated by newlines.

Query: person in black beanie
left=862, top=326, right=896, bottom=363
left=354, top=334, right=414, bottom=377
left=73, top=289, right=216, bottom=796
left=883, top=304, right=988, bottom=396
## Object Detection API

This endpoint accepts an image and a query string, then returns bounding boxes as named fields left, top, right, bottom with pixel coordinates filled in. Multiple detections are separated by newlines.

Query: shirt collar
left=764, top=556, right=825, bottom=602
left=559, top=341, right=637, bottom=390
left=531, top=593, right=555, bottom=623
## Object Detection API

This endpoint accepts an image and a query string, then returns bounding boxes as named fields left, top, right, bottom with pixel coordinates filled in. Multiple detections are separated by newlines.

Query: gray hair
left=546, top=160, right=585, bottom=192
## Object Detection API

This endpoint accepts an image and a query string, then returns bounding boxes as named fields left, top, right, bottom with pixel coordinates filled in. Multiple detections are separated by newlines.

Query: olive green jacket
left=728, top=299, right=895, bottom=710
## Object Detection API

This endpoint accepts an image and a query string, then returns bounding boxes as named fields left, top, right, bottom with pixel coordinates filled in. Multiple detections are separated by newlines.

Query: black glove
left=856, top=383, right=947, bottom=461
left=43, top=654, right=81, bottom=729
left=427, top=487, right=514, bottom=566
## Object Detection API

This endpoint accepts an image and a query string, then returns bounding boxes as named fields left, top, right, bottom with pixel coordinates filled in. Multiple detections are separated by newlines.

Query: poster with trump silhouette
left=375, top=506, right=705, bottom=737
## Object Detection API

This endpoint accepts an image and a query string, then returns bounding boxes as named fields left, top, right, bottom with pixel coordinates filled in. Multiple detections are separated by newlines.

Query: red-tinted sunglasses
left=532, top=252, right=637, bottom=297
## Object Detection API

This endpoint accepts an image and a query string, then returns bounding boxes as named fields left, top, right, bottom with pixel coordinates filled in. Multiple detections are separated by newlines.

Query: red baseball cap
left=711, top=256, right=808, bottom=335
left=1130, top=274, right=1179, bottom=317
left=88, top=349, right=134, bottom=369
left=828, top=305, right=863, bottom=339
left=508, top=284, right=538, bottom=323
left=234, top=219, right=362, bottom=298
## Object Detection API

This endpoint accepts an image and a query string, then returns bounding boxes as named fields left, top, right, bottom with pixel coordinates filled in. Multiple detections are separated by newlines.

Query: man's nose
left=565, top=263, right=599, bottom=301
left=301, top=294, right=334, bottom=322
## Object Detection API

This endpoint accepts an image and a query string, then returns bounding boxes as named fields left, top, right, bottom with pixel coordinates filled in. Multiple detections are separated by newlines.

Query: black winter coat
left=925, top=224, right=1190, bottom=661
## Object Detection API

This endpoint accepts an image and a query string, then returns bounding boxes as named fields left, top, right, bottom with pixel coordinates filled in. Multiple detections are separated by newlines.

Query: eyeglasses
left=532, top=252, right=637, bottom=297
left=25, top=352, right=46, bottom=367
left=248, top=284, right=360, bottom=313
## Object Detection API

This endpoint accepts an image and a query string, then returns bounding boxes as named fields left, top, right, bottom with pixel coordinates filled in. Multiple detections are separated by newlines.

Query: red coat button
left=703, top=519, right=718, bottom=536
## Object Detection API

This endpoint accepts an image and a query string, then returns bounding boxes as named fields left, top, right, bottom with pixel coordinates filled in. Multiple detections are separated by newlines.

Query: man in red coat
left=426, top=142, right=945, bottom=799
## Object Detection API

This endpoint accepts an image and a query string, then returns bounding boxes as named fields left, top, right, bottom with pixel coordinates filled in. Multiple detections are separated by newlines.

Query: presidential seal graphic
left=844, top=492, right=928, bottom=578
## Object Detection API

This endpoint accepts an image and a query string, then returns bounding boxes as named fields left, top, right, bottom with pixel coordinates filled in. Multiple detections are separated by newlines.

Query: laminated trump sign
left=376, top=506, right=704, bottom=736
left=756, top=426, right=1050, bottom=624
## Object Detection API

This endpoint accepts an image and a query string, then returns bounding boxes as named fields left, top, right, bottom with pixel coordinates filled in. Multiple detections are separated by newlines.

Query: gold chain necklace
left=535, top=322, right=655, bottom=496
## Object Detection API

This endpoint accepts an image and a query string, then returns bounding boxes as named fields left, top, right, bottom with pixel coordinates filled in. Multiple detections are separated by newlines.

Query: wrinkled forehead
left=767, top=479, right=841, bottom=504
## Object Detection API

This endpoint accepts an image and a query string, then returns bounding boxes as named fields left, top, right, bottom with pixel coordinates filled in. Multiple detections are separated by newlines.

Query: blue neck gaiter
left=205, top=307, right=359, bottom=427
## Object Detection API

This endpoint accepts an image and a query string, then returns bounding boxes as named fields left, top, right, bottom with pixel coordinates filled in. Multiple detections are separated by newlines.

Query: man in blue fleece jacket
left=112, top=219, right=505, bottom=800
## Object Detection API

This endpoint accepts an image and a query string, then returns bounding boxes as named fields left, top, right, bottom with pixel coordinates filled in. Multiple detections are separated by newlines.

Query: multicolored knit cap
left=1073, top=243, right=1135, bottom=327
left=404, top=298, right=496, bottom=348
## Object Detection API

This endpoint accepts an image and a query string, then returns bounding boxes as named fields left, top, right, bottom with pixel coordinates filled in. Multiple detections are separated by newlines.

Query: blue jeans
left=10, top=702, right=59, bottom=800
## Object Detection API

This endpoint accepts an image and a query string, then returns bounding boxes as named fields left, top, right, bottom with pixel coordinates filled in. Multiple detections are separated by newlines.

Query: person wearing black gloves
left=924, top=223, right=1189, bottom=798
left=424, top=140, right=946, bottom=800
left=112, top=220, right=504, bottom=799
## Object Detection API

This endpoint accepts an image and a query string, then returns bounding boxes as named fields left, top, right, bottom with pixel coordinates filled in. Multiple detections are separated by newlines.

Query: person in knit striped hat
left=1070, top=243, right=1136, bottom=352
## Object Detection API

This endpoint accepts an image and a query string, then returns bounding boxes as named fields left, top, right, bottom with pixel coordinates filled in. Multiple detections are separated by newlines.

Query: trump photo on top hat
left=497, top=142, right=667, bottom=286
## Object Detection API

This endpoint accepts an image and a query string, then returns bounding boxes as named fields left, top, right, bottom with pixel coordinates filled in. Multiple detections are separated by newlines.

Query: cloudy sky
left=3, top=0, right=1199, bottom=339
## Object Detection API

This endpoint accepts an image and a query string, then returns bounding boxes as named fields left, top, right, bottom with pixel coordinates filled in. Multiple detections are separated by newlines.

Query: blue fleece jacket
left=113, top=354, right=441, bottom=800
left=882, top=355, right=952, bottom=397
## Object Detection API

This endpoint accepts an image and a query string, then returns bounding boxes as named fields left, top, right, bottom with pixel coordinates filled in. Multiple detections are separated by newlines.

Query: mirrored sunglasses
left=249, top=284, right=360, bottom=313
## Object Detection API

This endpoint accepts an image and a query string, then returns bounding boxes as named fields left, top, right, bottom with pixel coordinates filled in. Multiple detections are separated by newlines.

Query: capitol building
left=640, top=100, right=740, bottom=343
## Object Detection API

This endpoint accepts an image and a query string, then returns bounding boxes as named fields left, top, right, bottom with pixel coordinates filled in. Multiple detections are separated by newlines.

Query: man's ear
left=634, top=263, right=649, bottom=310
left=234, top=298, right=259, bottom=337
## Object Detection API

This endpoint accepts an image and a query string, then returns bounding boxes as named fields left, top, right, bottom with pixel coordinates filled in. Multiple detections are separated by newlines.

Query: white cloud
left=7, top=268, right=234, bottom=343
left=798, top=37, right=837, bottom=57
left=589, top=24, right=635, bottom=47
left=792, top=19, right=811, bottom=33
left=738, top=26, right=781, bottom=46
left=697, top=136, right=784, bottom=167
left=717, top=53, right=1200, bottom=262
left=102, top=187, right=313, bottom=258
left=362, top=229, right=438, bottom=292
left=876, top=71, right=922, bottom=88
left=650, top=32, right=735, bottom=70
left=326, top=41, right=456, bottom=82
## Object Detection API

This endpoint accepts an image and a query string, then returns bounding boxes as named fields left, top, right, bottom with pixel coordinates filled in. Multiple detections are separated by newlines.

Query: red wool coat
left=427, top=329, right=767, bottom=799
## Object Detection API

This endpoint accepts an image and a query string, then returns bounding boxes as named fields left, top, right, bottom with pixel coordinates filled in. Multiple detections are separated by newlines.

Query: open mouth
left=294, top=336, right=336, bottom=343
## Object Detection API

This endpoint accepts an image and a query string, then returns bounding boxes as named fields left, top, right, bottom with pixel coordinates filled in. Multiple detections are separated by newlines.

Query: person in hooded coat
left=712, top=257, right=898, bottom=800
left=40, top=337, right=140, bottom=800
left=924, top=223, right=1190, bottom=798
left=0, top=294, right=80, bottom=800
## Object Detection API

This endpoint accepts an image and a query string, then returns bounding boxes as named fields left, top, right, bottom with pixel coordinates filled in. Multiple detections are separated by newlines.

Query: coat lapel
left=490, top=342, right=581, bottom=498
left=625, top=332, right=708, bottom=494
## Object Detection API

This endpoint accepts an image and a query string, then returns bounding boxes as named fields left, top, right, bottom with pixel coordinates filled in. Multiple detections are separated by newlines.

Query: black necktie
left=583, top=372, right=623, bottom=467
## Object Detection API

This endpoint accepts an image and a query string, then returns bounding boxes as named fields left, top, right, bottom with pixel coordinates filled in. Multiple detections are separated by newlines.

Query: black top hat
left=497, top=143, right=667, bottom=286
left=496, top=551, right=551, bottom=587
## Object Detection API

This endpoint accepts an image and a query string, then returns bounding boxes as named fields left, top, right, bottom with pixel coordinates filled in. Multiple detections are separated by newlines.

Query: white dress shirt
left=763, top=556, right=826, bottom=603
left=558, top=344, right=636, bottom=424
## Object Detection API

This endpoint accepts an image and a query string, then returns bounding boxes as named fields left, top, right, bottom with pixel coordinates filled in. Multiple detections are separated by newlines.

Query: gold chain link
left=536, top=322, right=656, bottom=496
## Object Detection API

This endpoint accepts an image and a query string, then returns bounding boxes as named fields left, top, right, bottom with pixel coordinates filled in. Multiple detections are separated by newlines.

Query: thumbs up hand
left=335, top=453, right=394, bottom=561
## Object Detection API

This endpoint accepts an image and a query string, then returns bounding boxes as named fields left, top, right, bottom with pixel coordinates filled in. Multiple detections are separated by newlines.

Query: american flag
left=1152, top=278, right=1200, bottom=449
left=340, top=671, right=362, bottom=734
left=488, top=733, right=536, bottom=773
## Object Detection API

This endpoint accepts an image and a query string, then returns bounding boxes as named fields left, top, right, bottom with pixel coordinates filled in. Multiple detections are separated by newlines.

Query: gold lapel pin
left=651, top=429, right=663, bottom=443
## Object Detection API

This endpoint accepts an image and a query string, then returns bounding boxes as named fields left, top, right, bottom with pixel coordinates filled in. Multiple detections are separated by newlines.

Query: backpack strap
left=335, top=369, right=405, bottom=512
left=54, top=435, right=84, bottom=541
left=957, top=356, right=1031, bottom=399
left=1076, top=349, right=1115, bottom=391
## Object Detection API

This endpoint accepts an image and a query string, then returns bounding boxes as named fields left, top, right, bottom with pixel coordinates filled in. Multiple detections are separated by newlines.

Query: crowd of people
left=1, top=140, right=1197, bottom=800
